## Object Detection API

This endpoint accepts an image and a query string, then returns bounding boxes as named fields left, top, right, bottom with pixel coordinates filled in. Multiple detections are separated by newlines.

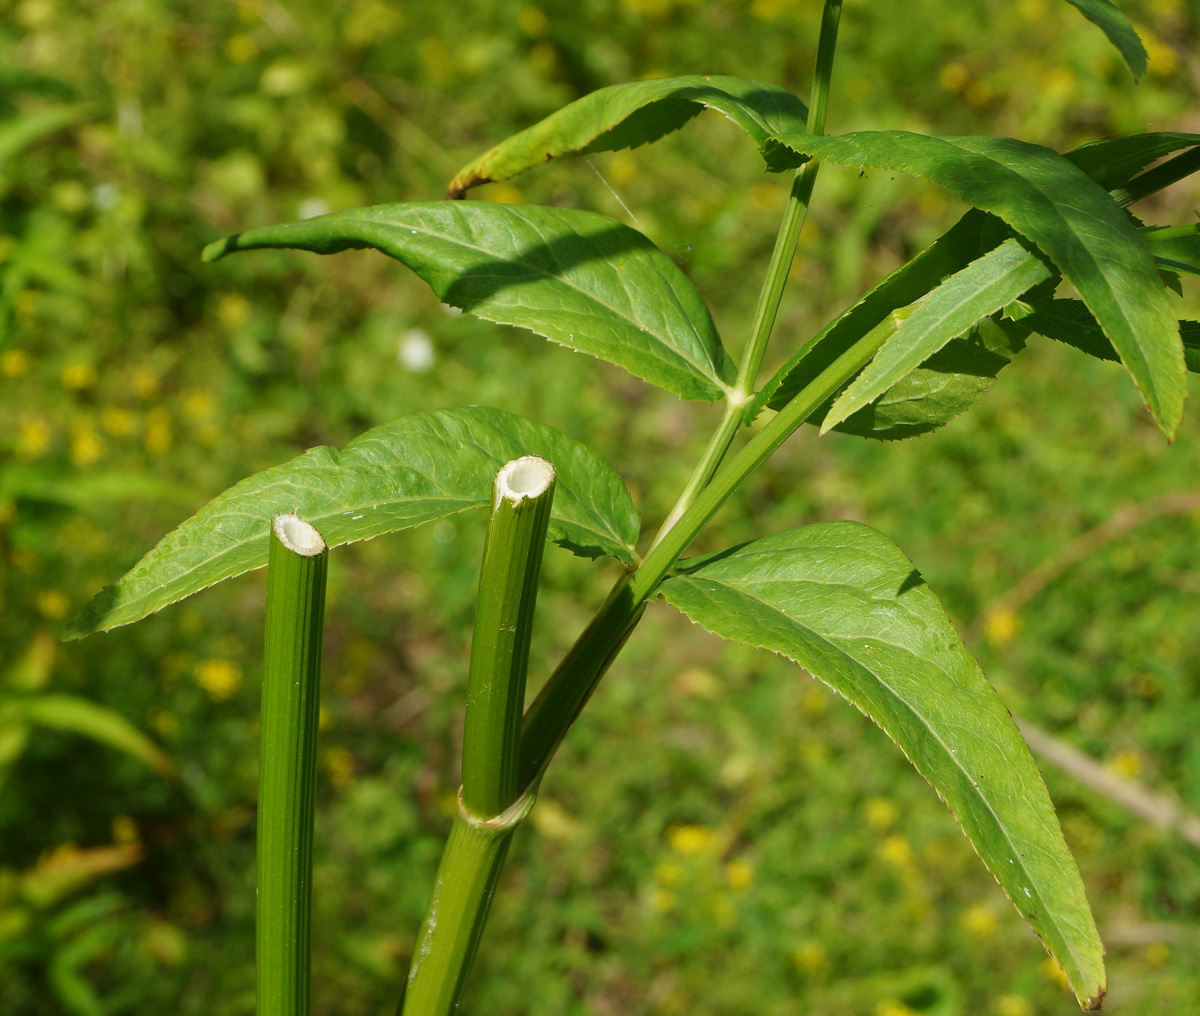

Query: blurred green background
left=3, top=0, right=1200, bottom=1013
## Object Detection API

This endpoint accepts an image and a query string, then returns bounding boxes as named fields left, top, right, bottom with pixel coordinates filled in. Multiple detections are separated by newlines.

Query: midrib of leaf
left=671, top=570, right=1091, bottom=975
left=349, top=213, right=731, bottom=394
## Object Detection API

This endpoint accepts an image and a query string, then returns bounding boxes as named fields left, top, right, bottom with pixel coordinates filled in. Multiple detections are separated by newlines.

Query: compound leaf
left=66, top=407, right=639, bottom=639
left=205, top=202, right=734, bottom=402
left=764, top=130, right=1185, bottom=436
left=660, top=522, right=1106, bottom=1009
left=446, top=75, right=808, bottom=197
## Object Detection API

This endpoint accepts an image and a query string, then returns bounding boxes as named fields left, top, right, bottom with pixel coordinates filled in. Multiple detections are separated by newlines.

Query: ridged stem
left=403, top=456, right=555, bottom=1015
left=258, top=514, right=329, bottom=1016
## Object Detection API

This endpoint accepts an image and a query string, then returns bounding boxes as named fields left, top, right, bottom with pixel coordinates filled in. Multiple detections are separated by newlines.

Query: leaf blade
left=765, top=131, right=1185, bottom=436
left=1061, top=0, right=1147, bottom=79
left=820, top=237, right=1053, bottom=433
left=66, top=407, right=639, bottom=639
left=660, top=522, right=1106, bottom=1008
left=446, top=75, right=809, bottom=197
left=205, top=201, right=733, bottom=401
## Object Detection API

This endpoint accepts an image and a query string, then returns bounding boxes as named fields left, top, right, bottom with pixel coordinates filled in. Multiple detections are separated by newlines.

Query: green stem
left=258, top=514, right=329, bottom=1016
left=404, top=456, right=555, bottom=1015
left=401, top=792, right=537, bottom=1016
left=732, top=0, right=843, bottom=401
left=461, top=456, right=556, bottom=818
left=520, top=324, right=887, bottom=789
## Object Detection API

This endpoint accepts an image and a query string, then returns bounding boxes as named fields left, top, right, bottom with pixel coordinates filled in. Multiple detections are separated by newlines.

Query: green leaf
left=755, top=209, right=1000, bottom=417
left=1144, top=225, right=1200, bottom=277
left=1061, top=0, right=1147, bottom=79
left=9, top=695, right=173, bottom=779
left=204, top=202, right=733, bottom=401
left=821, top=316, right=1030, bottom=441
left=0, top=105, right=88, bottom=163
left=445, top=76, right=808, bottom=198
left=660, top=522, right=1106, bottom=1009
left=66, top=408, right=639, bottom=639
left=821, top=238, right=1054, bottom=433
left=1024, top=298, right=1200, bottom=373
left=764, top=130, right=1185, bottom=436
left=1066, top=133, right=1200, bottom=190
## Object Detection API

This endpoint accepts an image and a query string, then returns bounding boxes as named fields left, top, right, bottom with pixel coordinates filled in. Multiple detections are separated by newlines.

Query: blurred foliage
left=2, top=0, right=1199, bottom=1012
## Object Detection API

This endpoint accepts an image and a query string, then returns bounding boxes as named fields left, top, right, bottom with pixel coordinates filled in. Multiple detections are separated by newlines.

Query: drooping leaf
left=9, top=695, right=174, bottom=779
left=446, top=76, right=809, bottom=198
left=660, top=522, right=1106, bottom=1009
left=1024, top=298, right=1200, bottom=373
left=66, top=408, right=639, bottom=639
left=1060, top=0, right=1147, bottom=79
left=204, top=202, right=733, bottom=401
left=1066, top=133, right=1200, bottom=190
left=821, top=237, right=1054, bottom=433
left=763, top=130, right=1185, bottom=436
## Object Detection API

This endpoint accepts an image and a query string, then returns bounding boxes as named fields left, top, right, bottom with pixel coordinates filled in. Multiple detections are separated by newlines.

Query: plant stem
left=461, top=456, right=556, bottom=818
left=520, top=324, right=887, bottom=789
left=654, top=0, right=845, bottom=549
left=258, top=514, right=328, bottom=1016
left=732, top=0, right=843, bottom=401
left=403, top=457, right=555, bottom=1015
left=400, top=792, right=537, bottom=1016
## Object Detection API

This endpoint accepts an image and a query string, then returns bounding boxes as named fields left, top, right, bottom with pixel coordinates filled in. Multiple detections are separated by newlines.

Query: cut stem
left=258, top=513, right=329, bottom=1016
left=403, top=456, right=555, bottom=1015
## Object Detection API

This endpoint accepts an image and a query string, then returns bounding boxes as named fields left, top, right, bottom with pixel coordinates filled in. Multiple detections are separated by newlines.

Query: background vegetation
left=2, top=0, right=1199, bottom=1013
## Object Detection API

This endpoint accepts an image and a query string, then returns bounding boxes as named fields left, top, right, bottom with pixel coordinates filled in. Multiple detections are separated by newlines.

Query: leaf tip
left=201, top=236, right=236, bottom=263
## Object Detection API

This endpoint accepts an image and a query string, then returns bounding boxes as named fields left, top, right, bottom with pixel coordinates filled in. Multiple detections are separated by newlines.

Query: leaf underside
left=660, top=522, right=1106, bottom=1009
left=761, top=130, right=1184, bottom=436
left=446, top=75, right=809, bottom=198
left=204, top=201, right=733, bottom=402
left=66, top=407, right=640, bottom=639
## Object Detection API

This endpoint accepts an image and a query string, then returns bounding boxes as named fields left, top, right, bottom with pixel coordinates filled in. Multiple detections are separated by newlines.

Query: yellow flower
left=131, top=367, right=160, bottom=399
left=876, top=1001, right=918, bottom=1016
left=217, top=293, right=252, bottom=328
left=649, top=887, right=676, bottom=913
left=792, top=940, right=826, bottom=973
left=225, top=33, right=259, bottom=64
left=112, top=815, right=140, bottom=845
left=994, top=995, right=1032, bottom=1016
left=101, top=407, right=137, bottom=437
left=938, top=61, right=970, bottom=93
left=654, top=861, right=683, bottom=887
left=194, top=658, right=241, bottom=701
left=667, top=824, right=715, bottom=856
left=879, top=834, right=912, bottom=868
left=144, top=407, right=172, bottom=455
left=1106, top=749, right=1142, bottom=780
left=60, top=363, right=98, bottom=390
left=324, top=746, right=355, bottom=790
left=725, top=858, right=754, bottom=891
left=1, top=349, right=30, bottom=377
left=961, top=903, right=998, bottom=938
left=70, top=428, right=104, bottom=467
left=1039, top=957, right=1069, bottom=988
left=984, top=607, right=1021, bottom=647
left=517, top=5, right=549, bottom=37
left=183, top=389, right=214, bottom=420
left=17, top=418, right=52, bottom=459
left=863, top=797, right=898, bottom=831
left=36, top=590, right=70, bottom=619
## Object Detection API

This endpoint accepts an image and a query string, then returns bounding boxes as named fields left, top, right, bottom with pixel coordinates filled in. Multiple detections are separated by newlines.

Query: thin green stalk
left=654, top=0, right=845, bottom=548
left=258, top=513, right=329, bottom=1016
left=461, top=455, right=556, bottom=817
left=733, top=0, right=843, bottom=401
left=520, top=324, right=888, bottom=789
left=403, top=456, right=555, bottom=1015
